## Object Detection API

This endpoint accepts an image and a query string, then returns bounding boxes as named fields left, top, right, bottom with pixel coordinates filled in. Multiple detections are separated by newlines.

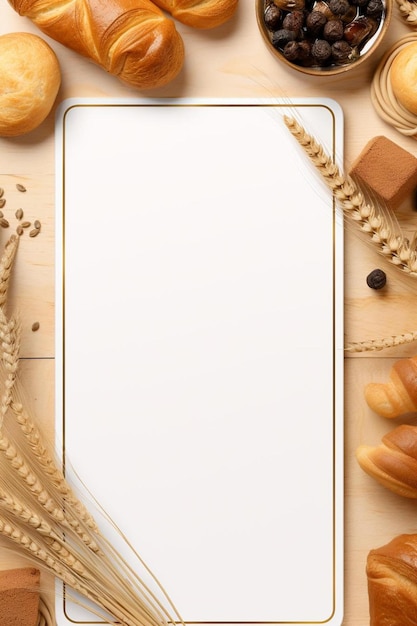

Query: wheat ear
left=283, top=115, right=417, bottom=276
left=0, top=234, right=18, bottom=309
left=395, top=0, right=417, bottom=25
left=0, top=234, right=185, bottom=626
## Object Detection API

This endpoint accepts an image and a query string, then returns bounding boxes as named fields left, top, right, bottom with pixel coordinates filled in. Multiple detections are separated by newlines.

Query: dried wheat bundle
left=0, top=234, right=185, bottom=626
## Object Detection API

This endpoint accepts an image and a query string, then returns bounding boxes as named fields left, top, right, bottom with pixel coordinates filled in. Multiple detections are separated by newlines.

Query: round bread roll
left=390, top=42, right=417, bottom=116
left=0, top=32, right=61, bottom=137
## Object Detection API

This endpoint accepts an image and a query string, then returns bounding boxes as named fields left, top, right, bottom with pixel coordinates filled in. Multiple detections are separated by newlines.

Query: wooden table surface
left=1, top=1, right=417, bottom=624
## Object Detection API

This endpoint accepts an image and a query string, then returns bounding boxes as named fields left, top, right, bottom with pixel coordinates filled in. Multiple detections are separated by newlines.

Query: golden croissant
left=364, top=355, right=417, bottom=418
left=356, top=424, right=417, bottom=498
left=7, top=0, right=185, bottom=89
left=367, top=533, right=417, bottom=625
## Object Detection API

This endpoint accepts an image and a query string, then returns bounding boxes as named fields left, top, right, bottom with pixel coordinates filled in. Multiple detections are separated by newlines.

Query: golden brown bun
left=366, top=534, right=417, bottom=626
left=7, top=0, right=185, bottom=90
left=367, top=534, right=417, bottom=626
left=0, top=32, right=61, bottom=137
left=152, top=0, right=239, bottom=28
left=356, top=424, right=417, bottom=498
left=364, top=355, right=417, bottom=418
left=390, top=42, right=417, bottom=115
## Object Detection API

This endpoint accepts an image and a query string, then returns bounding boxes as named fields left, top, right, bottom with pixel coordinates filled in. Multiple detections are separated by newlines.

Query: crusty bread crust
left=152, top=0, right=239, bottom=28
left=0, top=32, right=61, bottom=136
left=8, top=0, right=185, bottom=89
left=391, top=42, right=417, bottom=115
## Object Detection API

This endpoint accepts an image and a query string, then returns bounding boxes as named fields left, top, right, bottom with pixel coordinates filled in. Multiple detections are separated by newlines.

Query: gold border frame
left=59, top=101, right=342, bottom=626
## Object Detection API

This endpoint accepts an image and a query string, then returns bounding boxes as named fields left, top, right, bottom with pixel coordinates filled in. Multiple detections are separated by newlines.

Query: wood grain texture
left=1, top=0, right=417, bottom=624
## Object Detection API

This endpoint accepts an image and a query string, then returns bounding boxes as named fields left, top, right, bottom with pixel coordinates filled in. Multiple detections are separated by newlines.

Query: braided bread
left=8, top=0, right=185, bottom=89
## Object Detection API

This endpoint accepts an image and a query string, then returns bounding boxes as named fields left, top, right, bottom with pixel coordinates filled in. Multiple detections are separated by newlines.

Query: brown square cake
left=349, top=135, right=417, bottom=211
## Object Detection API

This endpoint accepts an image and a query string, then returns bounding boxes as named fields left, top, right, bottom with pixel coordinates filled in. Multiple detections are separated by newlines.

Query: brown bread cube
left=349, top=135, right=417, bottom=210
left=0, top=567, right=40, bottom=626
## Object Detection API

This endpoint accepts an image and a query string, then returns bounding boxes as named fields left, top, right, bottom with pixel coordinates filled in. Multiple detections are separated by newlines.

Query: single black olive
left=311, top=38, right=332, bottom=63
left=264, top=4, right=282, bottom=30
left=306, top=10, right=327, bottom=35
left=271, top=28, right=298, bottom=49
left=323, top=18, right=344, bottom=42
left=331, top=39, right=354, bottom=62
left=366, top=269, right=387, bottom=290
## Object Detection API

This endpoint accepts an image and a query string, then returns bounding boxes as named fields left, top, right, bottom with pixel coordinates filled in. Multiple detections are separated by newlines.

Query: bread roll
left=364, top=355, right=417, bottom=419
left=0, top=32, right=61, bottom=137
left=367, top=534, right=417, bottom=625
left=7, top=0, right=185, bottom=90
left=152, top=0, right=239, bottom=28
left=391, top=42, right=417, bottom=116
left=356, top=424, right=417, bottom=498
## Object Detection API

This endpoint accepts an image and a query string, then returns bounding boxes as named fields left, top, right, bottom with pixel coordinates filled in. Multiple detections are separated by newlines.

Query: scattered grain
left=29, top=228, right=40, bottom=238
left=16, top=226, right=23, bottom=236
left=31, top=322, right=40, bottom=332
left=0, top=189, right=4, bottom=199
left=0, top=219, right=9, bottom=228
left=0, top=199, right=6, bottom=209
left=15, top=209, right=23, bottom=220
left=16, top=184, right=26, bottom=192
left=21, top=221, right=31, bottom=229
left=34, top=220, right=41, bottom=230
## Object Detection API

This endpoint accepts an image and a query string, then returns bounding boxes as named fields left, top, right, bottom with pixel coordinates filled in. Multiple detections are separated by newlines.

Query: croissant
left=367, top=534, right=417, bottom=625
left=356, top=424, right=417, bottom=498
left=151, top=0, right=239, bottom=28
left=364, top=355, right=417, bottom=418
left=7, top=0, right=185, bottom=89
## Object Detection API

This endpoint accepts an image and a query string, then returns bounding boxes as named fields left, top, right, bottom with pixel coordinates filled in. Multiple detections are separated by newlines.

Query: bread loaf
left=0, top=32, right=61, bottom=137
left=152, top=0, right=238, bottom=28
left=364, top=355, right=417, bottom=418
left=367, top=534, right=417, bottom=626
left=356, top=424, right=417, bottom=498
left=391, top=42, right=417, bottom=116
left=7, top=0, right=185, bottom=90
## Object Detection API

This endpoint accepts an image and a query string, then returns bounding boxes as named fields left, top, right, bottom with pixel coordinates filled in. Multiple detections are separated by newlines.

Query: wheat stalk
left=345, top=330, right=417, bottom=352
left=283, top=115, right=417, bottom=276
left=282, top=114, right=417, bottom=353
left=0, top=235, right=185, bottom=626
left=395, top=0, right=417, bottom=25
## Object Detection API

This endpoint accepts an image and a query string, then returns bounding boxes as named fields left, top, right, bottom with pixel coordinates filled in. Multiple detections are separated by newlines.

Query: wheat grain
left=0, top=235, right=19, bottom=309
left=10, top=401, right=98, bottom=532
left=283, top=115, right=417, bottom=276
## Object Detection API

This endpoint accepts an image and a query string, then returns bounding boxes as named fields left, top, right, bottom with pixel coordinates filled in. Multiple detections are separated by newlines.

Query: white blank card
left=55, top=98, right=344, bottom=626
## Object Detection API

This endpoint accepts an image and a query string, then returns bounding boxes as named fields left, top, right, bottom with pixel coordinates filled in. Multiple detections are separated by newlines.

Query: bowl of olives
left=256, top=0, right=392, bottom=75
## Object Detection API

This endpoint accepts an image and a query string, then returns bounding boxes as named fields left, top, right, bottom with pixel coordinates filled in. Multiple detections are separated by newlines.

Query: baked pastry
left=356, top=424, right=417, bottom=498
left=390, top=42, right=417, bottom=115
left=7, top=0, right=185, bottom=90
left=152, top=0, right=239, bottom=28
left=367, top=534, right=417, bottom=626
left=0, top=32, right=61, bottom=137
left=364, top=355, right=417, bottom=418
